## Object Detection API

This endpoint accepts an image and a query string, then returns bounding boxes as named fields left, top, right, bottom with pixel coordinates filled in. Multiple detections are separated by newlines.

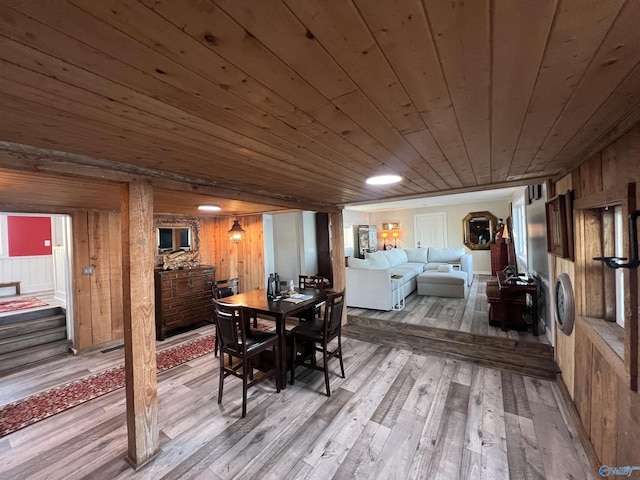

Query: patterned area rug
left=0, top=334, right=216, bottom=438
left=0, top=297, right=48, bottom=313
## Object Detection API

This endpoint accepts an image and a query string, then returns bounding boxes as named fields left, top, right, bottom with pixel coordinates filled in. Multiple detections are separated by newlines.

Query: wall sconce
left=228, top=218, right=245, bottom=244
left=593, top=210, right=639, bottom=269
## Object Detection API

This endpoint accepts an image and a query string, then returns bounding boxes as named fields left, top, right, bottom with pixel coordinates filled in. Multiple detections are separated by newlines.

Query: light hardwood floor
left=0, top=323, right=595, bottom=479
left=347, top=275, right=550, bottom=345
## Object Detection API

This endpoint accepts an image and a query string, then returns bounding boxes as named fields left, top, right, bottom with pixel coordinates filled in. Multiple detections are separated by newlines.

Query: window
left=512, top=195, right=527, bottom=268
left=343, top=226, right=354, bottom=258
left=615, top=206, right=625, bottom=327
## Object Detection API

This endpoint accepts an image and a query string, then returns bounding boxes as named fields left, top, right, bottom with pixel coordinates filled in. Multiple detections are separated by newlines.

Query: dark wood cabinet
left=486, top=271, right=539, bottom=335
left=490, top=242, right=508, bottom=276
left=154, top=266, right=216, bottom=340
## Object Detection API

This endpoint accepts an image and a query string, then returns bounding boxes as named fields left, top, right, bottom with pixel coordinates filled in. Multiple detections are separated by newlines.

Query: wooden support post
left=121, top=181, right=160, bottom=468
left=329, top=210, right=346, bottom=323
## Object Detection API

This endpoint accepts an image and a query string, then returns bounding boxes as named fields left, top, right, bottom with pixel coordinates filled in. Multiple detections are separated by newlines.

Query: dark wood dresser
left=154, top=265, right=216, bottom=340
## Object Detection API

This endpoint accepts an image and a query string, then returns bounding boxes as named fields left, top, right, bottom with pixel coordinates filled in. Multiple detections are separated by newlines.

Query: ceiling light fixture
left=197, top=204, right=222, bottom=212
left=228, top=218, right=246, bottom=243
left=365, top=174, right=402, bottom=185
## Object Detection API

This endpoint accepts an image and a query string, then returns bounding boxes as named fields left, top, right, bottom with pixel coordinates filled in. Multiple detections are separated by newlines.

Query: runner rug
left=0, top=297, right=48, bottom=313
left=0, top=333, right=217, bottom=438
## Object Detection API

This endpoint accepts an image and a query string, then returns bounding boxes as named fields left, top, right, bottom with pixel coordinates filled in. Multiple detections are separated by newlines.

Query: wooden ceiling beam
left=0, top=143, right=340, bottom=213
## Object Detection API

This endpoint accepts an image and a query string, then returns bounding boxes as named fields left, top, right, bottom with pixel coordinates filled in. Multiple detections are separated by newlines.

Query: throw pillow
left=437, top=264, right=454, bottom=272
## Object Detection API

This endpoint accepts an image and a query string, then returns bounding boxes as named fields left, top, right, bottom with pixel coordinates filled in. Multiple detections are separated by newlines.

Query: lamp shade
left=228, top=218, right=245, bottom=243
left=381, top=231, right=389, bottom=239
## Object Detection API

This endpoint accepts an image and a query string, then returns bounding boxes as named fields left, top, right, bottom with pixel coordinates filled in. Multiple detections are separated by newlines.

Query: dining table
left=217, top=287, right=326, bottom=388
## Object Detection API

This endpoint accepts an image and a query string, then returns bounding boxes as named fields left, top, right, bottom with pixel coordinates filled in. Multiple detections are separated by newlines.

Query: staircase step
left=0, top=325, right=67, bottom=355
left=0, top=306, right=64, bottom=326
left=0, top=339, right=71, bottom=375
left=0, top=314, right=66, bottom=340
left=344, top=316, right=559, bottom=380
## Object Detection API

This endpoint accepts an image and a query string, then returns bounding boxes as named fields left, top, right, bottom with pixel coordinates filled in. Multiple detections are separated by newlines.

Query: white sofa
left=345, top=247, right=473, bottom=310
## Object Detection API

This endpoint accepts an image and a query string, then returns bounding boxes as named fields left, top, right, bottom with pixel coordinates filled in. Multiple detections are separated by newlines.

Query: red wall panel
left=8, top=216, right=52, bottom=256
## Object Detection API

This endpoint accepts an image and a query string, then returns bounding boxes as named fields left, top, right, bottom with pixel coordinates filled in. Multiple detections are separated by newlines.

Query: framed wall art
left=545, top=191, right=574, bottom=260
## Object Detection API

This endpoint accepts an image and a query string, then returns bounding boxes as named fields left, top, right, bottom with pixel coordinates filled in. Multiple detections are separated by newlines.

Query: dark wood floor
left=0, top=322, right=596, bottom=479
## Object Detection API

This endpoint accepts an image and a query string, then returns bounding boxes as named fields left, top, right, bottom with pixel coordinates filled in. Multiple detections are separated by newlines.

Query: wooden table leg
left=276, top=314, right=288, bottom=389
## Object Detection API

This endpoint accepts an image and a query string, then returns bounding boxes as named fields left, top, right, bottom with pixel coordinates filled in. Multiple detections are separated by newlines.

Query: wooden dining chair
left=212, top=277, right=240, bottom=299
left=290, top=289, right=346, bottom=397
left=211, top=278, right=256, bottom=356
left=212, top=298, right=281, bottom=418
left=298, top=275, right=327, bottom=290
left=297, top=275, right=327, bottom=321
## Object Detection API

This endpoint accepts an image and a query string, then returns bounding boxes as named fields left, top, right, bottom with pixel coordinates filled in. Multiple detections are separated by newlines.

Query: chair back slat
left=324, top=290, right=345, bottom=337
left=213, top=278, right=240, bottom=299
left=212, top=298, right=246, bottom=355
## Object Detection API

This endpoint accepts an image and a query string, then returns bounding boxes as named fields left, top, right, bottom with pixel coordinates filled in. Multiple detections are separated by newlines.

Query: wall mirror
left=462, top=211, right=498, bottom=250
left=153, top=216, right=200, bottom=255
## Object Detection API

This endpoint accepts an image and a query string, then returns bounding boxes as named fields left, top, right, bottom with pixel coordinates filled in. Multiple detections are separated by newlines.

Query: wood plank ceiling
left=0, top=0, right=639, bottom=215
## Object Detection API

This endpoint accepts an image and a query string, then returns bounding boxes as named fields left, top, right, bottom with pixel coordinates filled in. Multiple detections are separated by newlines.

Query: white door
left=414, top=213, right=447, bottom=248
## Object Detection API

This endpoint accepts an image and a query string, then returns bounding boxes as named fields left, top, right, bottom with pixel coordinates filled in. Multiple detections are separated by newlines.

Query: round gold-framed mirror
left=462, top=211, right=498, bottom=250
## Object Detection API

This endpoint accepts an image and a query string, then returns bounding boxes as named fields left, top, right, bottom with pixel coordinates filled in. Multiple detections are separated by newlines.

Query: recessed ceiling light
left=197, top=204, right=222, bottom=211
left=365, top=174, right=402, bottom=185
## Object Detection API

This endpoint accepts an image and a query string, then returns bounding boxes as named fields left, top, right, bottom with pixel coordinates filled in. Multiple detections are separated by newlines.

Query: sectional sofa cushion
left=365, top=250, right=391, bottom=268
left=403, top=247, right=428, bottom=263
left=382, top=248, right=409, bottom=266
left=428, top=246, right=466, bottom=263
left=348, top=257, right=383, bottom=269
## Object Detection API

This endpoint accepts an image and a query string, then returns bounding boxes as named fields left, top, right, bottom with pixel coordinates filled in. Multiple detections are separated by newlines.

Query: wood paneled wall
left=199, top=214, right=266, bottom=291
left=71, top=212, right=267, bottom=350
left=552, top=123, right=640, bottom=467
left=71, top=210, right=124, bottom=350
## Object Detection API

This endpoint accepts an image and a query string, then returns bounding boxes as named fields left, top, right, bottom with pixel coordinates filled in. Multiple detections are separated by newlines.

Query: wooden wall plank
left=573, top=322, right=592, bottom=434
left=579, top=154, right=604, bottom=199
left=108, top=211, right=124, bottom=339
left=71, top=211, right=93, bottom=350
left=590, top=347, right=619, bottom=466
left=616, top=380, right=640, bottom=467
left=88, top=211, right=113, bottom=345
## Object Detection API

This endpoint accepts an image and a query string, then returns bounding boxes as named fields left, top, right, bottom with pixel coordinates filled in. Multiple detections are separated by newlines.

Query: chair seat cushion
left=291, top=318, right=325, bottom=340
left=244, top=330, right=279, bottom=353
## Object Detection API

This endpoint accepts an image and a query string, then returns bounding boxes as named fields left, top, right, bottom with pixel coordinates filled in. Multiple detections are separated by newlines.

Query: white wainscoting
left=52, top=247, right=67, bottom=301
left=0, top=255, right=54, bottom=294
